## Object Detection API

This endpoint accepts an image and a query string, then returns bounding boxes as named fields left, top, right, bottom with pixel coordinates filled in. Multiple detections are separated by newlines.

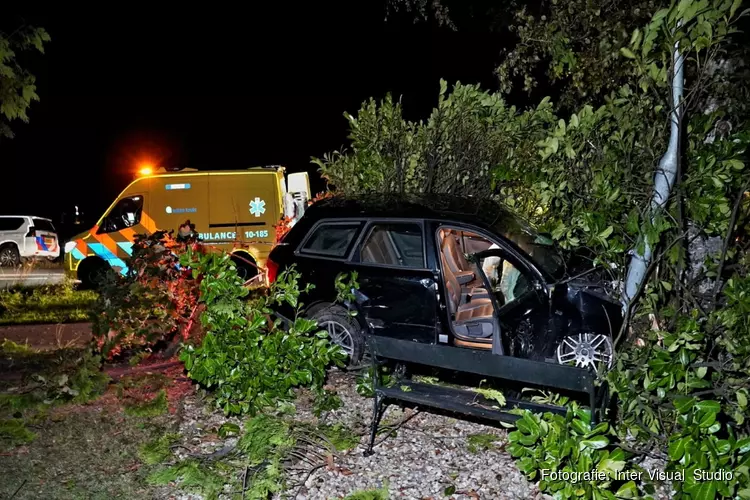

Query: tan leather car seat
left=441, top=252, right=495, bottom=345
left=439, top=229, right=489, bottom=299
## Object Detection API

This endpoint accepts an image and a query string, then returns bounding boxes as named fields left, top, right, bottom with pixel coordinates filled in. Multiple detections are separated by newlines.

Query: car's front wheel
left=77, top=257, right=112, bottom=290
left=309, top=304, right=365, bottom=367
left=556, top=332, right=615, bottom=374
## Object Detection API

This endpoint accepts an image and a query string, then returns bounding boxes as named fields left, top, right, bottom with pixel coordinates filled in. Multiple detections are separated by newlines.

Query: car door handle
left=420, top=278, right=435, bottom=289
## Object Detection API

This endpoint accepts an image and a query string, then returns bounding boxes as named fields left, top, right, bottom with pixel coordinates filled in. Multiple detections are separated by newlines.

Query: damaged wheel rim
left=556, top=333, right=614, bottom=373
left=319, top=320, right=354, bottom=357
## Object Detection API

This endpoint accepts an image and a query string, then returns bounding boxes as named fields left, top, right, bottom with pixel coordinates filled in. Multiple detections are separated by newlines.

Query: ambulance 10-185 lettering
left=198, top=230, right=270, bottom=241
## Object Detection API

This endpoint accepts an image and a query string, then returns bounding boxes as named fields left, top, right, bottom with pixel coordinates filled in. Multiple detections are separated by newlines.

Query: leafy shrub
left=324, top=0, right=750, bottom=497
left=179, top=249, right=350, bottom=415
left=91, top=226, right=201, bottom=357
left=507, top=404, right=642, bottom=499
left=606, top=272, right=750, bottom=499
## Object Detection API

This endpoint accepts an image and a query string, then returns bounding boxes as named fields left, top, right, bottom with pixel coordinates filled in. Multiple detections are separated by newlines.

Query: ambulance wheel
left=78, top=257, right=111, bottom=290
left=231, top=252, right=258, bottom=282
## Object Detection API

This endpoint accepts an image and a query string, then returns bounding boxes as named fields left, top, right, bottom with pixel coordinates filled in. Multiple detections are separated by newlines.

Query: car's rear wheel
left=309, top=304, right=365, bottom=366
left=556, top=332, right=614, bottom=374
left=0, top=245, right=20, bottom=267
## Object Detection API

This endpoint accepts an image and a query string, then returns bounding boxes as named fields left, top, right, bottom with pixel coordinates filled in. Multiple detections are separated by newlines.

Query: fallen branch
left=711, top=180, right=750, bottom=308
left=10, top=479, right=26, bottom=499
left=104, top=359, right=183, bottom=381
left=189, top=442, right=236, bottom=461
left=372, top=409, right=420, bottom=448
left=290, top=463, right=326, bottom=500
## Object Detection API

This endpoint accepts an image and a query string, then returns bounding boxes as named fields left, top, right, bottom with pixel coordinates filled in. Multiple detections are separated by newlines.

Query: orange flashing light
left=138, top=164, right=154, bottom=176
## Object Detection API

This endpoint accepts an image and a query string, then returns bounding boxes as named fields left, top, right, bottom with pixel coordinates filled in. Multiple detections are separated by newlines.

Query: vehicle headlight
left=64, top=241, right=77, bottom=253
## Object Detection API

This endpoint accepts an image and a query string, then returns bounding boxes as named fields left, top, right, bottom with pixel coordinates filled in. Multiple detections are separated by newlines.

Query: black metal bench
left=363, top=335, right=608, bottom=455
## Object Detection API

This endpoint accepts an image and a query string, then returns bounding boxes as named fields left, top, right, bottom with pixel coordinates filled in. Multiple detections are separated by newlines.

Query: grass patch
left=0, top=418, right=36, bottom=446
left=0, top=398, right=166, bottom=499
left=0, top=341, right=171, bottom=498
left=0, top=345, right=109, bottom=452
left=147, top=460, right=228, bottom=499
left=0, top=281, right=97, bottom=325
left=124, top=389, right=168, bottom=417
left=138, top=433, right=181, bottom=465
left=467, top=432, right=500, bottom=453
left=343, top=486, right=390, bottom=500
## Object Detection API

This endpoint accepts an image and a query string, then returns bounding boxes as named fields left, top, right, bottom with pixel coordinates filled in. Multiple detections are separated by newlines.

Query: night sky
left=0, top=2, right=507, bottom=231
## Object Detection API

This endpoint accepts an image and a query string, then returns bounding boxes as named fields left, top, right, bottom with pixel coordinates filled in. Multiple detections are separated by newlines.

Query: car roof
left=306, top=193, right=534, bottom=235
left=0, top=216, right=51, bottom=220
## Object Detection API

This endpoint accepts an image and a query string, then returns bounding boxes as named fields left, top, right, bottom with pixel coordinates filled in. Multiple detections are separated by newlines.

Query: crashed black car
left=268, top=194, right=622, bottom=373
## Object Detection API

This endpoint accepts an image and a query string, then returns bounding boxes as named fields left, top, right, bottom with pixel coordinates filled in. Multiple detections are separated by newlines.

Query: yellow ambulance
left=64, top=166, right=310, bottom=288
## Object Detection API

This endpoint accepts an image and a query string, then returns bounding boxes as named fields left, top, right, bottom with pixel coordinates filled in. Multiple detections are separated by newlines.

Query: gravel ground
left=165, top=369, right=541, bottom=500
left=287, top=370, right=542, bottom=500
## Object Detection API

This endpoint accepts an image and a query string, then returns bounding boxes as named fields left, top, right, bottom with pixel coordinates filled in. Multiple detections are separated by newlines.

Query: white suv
left=0, top=216, right=60, bottom=267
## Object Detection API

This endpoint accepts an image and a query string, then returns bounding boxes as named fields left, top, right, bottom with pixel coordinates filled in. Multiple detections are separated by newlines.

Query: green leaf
left=695, top=400, right=721, bottom=413
left=615, top=481, right=639, bottom=498
left=724, top=159, right=744, bottom=170
left=652, top=8, right=670, bottom=22
left=599, top=226, right=614, bottom=240
left=694, top=481, right=716, bottom=500
left=716, top=439, right=731, bottom=455
left=620, top=47, right=637, bottom=59
left=549, top=137, right=559, bottom=154
left=698, top=410, right=717, bottom=428
left=218, top=422, right=240, bottom=438
left=668, top=437, right=688, bottom=461
left=598, top=458, right=626, bottom=475
left=738, top=390, right=748, bottom=408
left=736, top=437, right=750, bottom=453
left=579, top=436, right=609, bottom=450
left=630, top=28, right=642, bottom=48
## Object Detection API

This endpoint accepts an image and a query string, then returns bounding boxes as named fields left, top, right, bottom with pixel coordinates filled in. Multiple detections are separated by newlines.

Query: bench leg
left=364, top=392, right=384, bottom=456
left=590, top=385, right=598, bottom=426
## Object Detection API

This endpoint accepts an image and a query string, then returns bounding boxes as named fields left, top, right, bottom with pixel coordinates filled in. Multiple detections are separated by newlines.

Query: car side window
left=31, top=218, right=56, bottom=232
left=0, top=218, right=24, bottom=232
left=99, top=196, right=144, bottom=234
left=360, top=223, right=424, bottom=268
left=300, top=223, right=361, bottom=258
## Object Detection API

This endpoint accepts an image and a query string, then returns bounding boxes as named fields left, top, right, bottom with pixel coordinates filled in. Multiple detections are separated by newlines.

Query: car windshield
left=493, top=216, right=565, bottom=278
